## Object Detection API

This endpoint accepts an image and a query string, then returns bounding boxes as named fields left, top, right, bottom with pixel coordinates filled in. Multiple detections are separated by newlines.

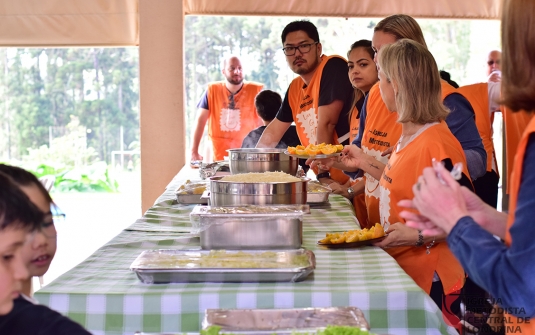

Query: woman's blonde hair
left=374, top=14, right=427, bottom=48
left=378, top=39, right=449, bottom=124
left=500, top=0, right=535, bottom=112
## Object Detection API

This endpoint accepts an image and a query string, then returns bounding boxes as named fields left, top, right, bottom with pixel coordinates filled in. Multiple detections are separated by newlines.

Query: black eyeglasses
left=487, top=60, right=500, bottom=66
left=282, top=42, right=318, bottom=56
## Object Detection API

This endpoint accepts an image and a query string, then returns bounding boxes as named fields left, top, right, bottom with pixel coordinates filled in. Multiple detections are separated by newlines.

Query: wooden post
left=139, top=0, right=185, bottom=213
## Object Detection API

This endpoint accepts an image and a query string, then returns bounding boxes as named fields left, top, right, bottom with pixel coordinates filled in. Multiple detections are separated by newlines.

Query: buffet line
left=133, top=148, right=382, bottom=335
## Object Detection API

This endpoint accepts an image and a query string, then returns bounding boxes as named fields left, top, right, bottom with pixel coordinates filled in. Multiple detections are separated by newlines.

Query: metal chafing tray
left=202, top=306, right=370, bottom=334
left=175, top=180, right=209, bottom=204
left=130, top=249, right=315, bottom=284
left=307, top=181, right=331, bottom=204
left=190, top=205, right=308, bottom=250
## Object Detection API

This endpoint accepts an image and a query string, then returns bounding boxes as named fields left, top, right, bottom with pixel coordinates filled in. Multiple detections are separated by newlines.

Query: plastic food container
left=190, top=205, right=308, bottom=249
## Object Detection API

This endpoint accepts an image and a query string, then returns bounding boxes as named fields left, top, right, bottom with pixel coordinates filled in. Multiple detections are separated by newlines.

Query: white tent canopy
left=0, top=0, right=502, bottom=212
left=0, top=0, right=500, bottom=46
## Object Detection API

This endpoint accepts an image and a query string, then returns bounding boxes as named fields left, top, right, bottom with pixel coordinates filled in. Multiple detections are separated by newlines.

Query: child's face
left=20, top=184, right=57, bottom=277
left=0, top=227, right=29, bottom=315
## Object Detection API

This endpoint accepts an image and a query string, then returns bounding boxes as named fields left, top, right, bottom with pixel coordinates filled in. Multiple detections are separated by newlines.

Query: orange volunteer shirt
left=287, top=55, right=349, bottom=184
left=504, top=112, right=535, bottom=335
left=362, top=80, right=458, bottom=226
left=206, top=81, right=263, bottom=161
left=349, top=105, right=369, bottom=228
left=502, top=106, right=532, bottom=194
left=379, top=121, right=468, bottom=294
left=458, top=83, right=495, bottom=173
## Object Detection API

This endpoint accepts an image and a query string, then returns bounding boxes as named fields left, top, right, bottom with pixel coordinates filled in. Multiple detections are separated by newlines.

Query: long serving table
left=34, top=167, right=456, bottom=335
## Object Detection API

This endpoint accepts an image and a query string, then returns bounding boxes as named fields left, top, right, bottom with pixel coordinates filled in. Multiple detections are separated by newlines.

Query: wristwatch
left=316, top=171, right=331, bottom=180
left=346, top=186, right=355, bottom=199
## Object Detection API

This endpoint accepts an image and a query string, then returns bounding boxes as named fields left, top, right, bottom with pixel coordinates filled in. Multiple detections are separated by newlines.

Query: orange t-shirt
left=458, top=83, right=495, bottom=173
left=362, top=80, right=458, bottom=226
left=349, top=105, right=368, bottom=228
left=206, top=81, right=263, bottom=161
left=286, top=55, right=349, bottom=184
left=504, top=112, right=535, bottom=335
left=379, top=121, right=467, bottom=294
left=503, top=106, right=533, bottom=194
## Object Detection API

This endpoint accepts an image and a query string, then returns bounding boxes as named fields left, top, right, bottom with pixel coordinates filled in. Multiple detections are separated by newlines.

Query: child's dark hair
left=254, top=90, right=283, bottom=122
left=0, top=164, right=53, bottom=205
left=0, top=172, right=42, bottom=231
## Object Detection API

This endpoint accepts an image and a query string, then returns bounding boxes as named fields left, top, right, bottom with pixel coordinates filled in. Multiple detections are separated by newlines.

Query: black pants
left=430, top=280, right=461, bottom=316
left=473, top=170, right=499, bottom=208
left=462, top=277, right=493, bottom=313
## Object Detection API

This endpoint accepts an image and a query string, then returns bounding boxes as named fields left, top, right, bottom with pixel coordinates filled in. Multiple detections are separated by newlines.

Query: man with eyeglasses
left=487, top=50, right=501, bottom=83
left=256, top=20, right=353, bottom=186
left=191, top=55, right=263, bottom=162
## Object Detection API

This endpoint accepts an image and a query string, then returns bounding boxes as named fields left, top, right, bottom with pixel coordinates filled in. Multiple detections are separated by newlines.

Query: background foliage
left=0, top=17, right=500, bottom=191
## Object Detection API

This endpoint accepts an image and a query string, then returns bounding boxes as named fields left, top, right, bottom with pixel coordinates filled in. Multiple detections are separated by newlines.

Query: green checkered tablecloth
left=34, top=167, right=456, bottom=335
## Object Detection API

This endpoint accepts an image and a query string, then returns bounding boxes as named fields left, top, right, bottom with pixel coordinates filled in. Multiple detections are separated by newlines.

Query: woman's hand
left=373, top=222, right=420, bottom=248
left=381, top=146, right=393, bottom=157
left=340, top=145, right=367, bottom=170
left=398, top=201, right=448, bottom=237
left=409, top=162, right=470, bottom=234
left=306, top=156, right=337, bottom=170
left=328, top=182, right=352, bottom=199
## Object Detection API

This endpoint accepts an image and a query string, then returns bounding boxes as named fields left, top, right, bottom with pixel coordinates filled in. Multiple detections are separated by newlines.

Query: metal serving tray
left=175, top=180, right=209, bottom=204
left=130, top=249, right=315, bottom=284
left=307, top=192, right=329, bottom=203
left=176, top=193, right=208, bottom=205
left=307, top=182, right=331, bottom=204
left=202, top=306, right=370, bottom=334
left=190, top=205, right=307, bottom=250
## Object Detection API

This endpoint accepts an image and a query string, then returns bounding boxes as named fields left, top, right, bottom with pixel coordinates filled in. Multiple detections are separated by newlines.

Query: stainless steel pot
left=209, top=176, right=308, bottom=205
left=227, top=148, right=298, bottom=176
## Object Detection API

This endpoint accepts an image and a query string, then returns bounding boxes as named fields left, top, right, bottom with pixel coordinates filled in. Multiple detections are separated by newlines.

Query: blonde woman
left=344, top=39, right=473, bottom=309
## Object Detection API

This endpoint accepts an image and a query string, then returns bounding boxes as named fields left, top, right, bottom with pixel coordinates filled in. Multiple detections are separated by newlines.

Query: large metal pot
left=227, top=148, right=298, bottom=176
left=209, top=176, right=308, bottom=206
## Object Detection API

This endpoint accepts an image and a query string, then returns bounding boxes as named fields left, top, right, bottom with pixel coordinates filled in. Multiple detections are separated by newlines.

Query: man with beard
left=191, top=55, right=263, bottom=162
left=256, top=20, right=353, bottom=185
left=487, top=49, right=501, bottom=83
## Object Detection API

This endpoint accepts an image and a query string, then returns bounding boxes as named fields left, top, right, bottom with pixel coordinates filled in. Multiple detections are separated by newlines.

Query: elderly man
left=190, top=55, right=263, bottom=162
left=487, top=50, right=501, bottom=82
left=256, top=20, right=353, bottom=185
